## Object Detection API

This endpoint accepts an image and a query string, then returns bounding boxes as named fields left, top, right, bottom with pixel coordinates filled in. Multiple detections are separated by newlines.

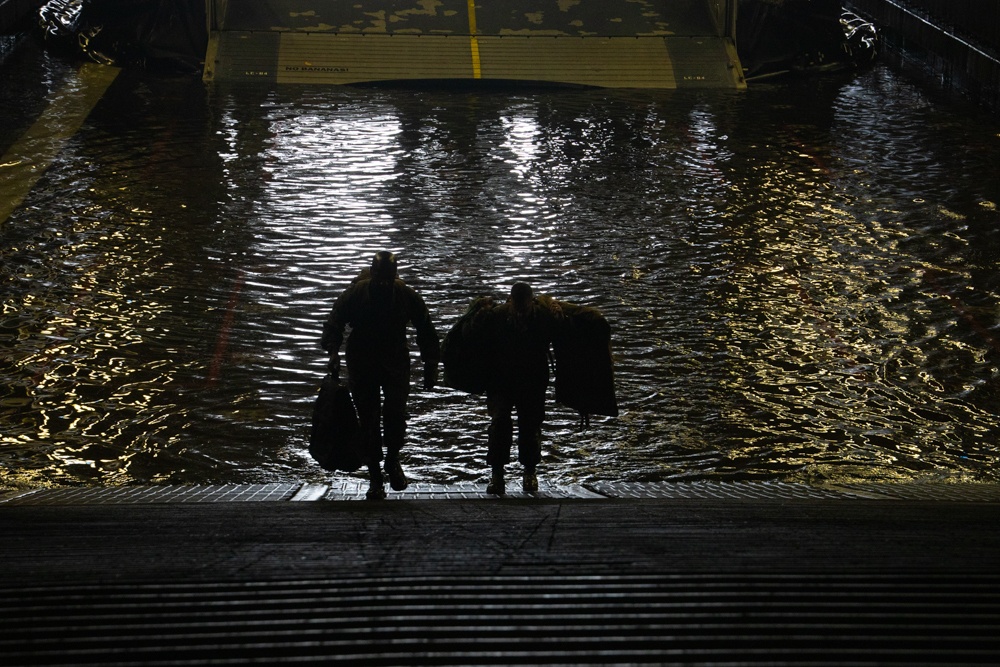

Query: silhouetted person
left=480, top=282, right=562, bottom=495
left=321, top=251, right=439, bottom=499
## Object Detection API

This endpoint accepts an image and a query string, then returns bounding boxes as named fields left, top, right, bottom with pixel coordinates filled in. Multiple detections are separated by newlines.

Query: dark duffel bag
left=309, top=374, right=363, bottom=472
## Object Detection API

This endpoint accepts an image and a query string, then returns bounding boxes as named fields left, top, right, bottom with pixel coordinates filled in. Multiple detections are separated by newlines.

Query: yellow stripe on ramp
left=467, top=0, right=481, bottom=79
left=0, top=63, right=120, bottom=224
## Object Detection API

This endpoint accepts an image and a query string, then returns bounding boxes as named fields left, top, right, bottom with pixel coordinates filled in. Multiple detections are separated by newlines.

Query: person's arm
left=408, top=289, right=440, bottom=388
left=321, top=288, right=353, bottom=375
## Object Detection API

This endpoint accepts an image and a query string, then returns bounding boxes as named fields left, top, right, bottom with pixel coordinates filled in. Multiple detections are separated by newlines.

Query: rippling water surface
left=2, top=49, right=999, bottom=490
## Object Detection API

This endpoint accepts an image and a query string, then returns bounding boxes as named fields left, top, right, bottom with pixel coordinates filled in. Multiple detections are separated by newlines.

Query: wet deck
left=3, top=483, right=1000, bottom=664
left=204, top=0, right=745, bottom=88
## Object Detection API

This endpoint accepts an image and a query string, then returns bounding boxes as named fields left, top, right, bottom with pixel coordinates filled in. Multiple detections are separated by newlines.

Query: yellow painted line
left=467, top=0, right=481, bottom=79
left=0, top=63, right=120, bottom=224
left=469, top=36, right=482, bottom=78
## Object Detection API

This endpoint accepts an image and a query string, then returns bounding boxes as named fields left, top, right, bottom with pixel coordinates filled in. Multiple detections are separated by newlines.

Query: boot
left=385, top=457, right=408, bottom=491
left=486, top=467, right=506, bottom=497
left=366, top=463, right=386, bottom=500
left=523, top=467, right=538, bottom=494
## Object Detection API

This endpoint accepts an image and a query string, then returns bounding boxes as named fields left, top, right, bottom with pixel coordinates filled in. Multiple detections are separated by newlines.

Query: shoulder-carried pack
left=550, top=300, right=619, bottom=420
left=441, top=296, right=495, bottom=395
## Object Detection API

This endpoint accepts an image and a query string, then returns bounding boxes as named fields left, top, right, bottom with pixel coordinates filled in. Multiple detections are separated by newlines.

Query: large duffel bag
left=309, top=374, right=363, bottom=472
left=441, top=296, right=494, bottom=395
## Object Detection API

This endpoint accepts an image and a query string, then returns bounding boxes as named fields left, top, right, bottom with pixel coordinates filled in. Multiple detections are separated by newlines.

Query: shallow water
left=2, top=43, right=999, bottom=490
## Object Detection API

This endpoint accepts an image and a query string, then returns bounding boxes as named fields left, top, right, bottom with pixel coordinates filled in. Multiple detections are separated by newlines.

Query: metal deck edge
left=4, top=481, right=1000, bottom=505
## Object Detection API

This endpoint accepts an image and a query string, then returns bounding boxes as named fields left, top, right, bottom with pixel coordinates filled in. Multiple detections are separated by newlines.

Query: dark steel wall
left=0, top=0, right=42, bottom=35
left=848, top=0, right=1000, bottom=114
left=904, top=0, right=1000, bottom=53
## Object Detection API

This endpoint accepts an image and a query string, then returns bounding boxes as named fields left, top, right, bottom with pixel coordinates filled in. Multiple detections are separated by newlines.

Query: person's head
left=510, top=282, right=533, bottom=313
left=370, top=251, right=398, bottom=285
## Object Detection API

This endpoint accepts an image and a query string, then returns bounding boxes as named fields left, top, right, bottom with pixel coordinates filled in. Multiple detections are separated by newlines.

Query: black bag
left=551, top=301, right=619, bottom=419
left=309, top=374, right=363, bottom=472
left=441, top=296, right=494, bottom=395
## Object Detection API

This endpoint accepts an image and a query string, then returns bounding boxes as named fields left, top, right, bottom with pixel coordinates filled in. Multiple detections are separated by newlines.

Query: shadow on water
left=2, top=45, right=999, bottom=489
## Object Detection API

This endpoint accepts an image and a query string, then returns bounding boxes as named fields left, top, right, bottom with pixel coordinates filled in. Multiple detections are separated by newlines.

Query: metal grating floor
left=589, top=480, right=857, bottom=501
left=321, top=478, right=607, bottom=501
left=0, top=483, right=299, bottom=506
left=4, top=480, right=1000, bottom=505
left=841, top=482, right=1000, bottom=502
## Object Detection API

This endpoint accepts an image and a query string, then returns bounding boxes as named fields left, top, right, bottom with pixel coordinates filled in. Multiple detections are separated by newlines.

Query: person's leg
left=515, top=385, right=546, bottom=494
left=349, top=372, right=385, bottom=499
left=486, top=391, right=514, bottom=496
left=381, top=363, right=410, bottom=491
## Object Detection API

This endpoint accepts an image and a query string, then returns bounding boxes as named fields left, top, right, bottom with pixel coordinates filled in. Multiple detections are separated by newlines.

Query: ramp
left=203, top=0, right=745, bottom=89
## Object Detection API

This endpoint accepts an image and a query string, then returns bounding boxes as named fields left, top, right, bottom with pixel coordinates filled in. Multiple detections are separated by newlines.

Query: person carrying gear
left=480, top=282, right=562, bottom=496
left=321, top=251, right=440, bottom=500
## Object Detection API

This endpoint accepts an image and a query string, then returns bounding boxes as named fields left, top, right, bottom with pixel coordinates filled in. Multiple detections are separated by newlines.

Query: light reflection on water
left=1, top=59, right=999, bottom=490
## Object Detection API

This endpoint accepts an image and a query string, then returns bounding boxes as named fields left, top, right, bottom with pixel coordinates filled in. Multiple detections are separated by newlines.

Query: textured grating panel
left=322, top=479, right=606, bottom=501
left=0, top=481, right=605, bottom=505
left=10, top=482, right=1000, bottom=504
left=476, top=36, right=676, bottom=88
left=589, top=480, right=857, bottom=501
left=0, top=483, right=298, bottom=506
left=207, top=31, right=743, bottom=89
left=2, top=573, right=999, bottom=665
left=276, top=33, right=474, bottom=84
left=842, top=483, right=1000, bottom=502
